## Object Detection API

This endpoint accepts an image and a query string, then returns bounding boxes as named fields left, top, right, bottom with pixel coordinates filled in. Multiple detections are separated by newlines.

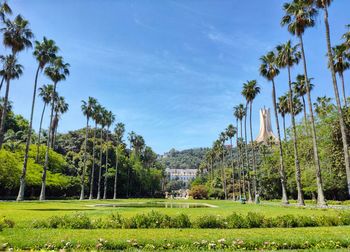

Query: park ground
left=1, top=199, right=350, bottom=251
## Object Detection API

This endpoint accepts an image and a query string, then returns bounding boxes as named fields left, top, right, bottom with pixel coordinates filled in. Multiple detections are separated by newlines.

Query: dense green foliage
left=161, top=148, right=209, bottom=170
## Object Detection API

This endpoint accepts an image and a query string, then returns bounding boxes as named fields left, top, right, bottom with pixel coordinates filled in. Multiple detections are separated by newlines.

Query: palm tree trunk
left=103, top=129, right=109, bottom=199
left=287, top=66, right=305, bottom=206
left=0, top=76, right=4, bottom=92
left=282, top=115, right=287, bottom=142
left=230, top=137, right=235, bottom=200
left=0, top=79, right=11, bottom=149
left=36, top=104, right=46, bottom=163
left=240, top=119, right=246, bottom=198
left=249, top=101, right=258, bottom=202
left=339, top=72, right=347, bottom=107
left=17, top=65, right=40, bottom=201
left=271, top=78, right=289, bottom=204
left=299, top=34, right=327, bottom=206
left=113, top=144, right=119, bottom=200
left=89, top=123, right=97, bottom=200
left=244, top=104, right=253, bottom=203
left=322, top=5, right=350, bottom=198
left=40, top=82, right=57, bottom=201
left=97, top=127, right=103, bottom=200
left=236, top=118, right=242, bottom=199
left=301, top=95, right=308, bottom=131
left=80, top=116, right=89, bottom=200
left=221, top=145, right=227, bottom=200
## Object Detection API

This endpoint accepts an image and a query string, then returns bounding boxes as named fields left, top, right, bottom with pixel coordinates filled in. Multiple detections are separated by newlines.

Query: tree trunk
left=103, top=128, right=109, bottom=199
left=89, top=123, right=97, bottom=200
left=222, top=144, right=227, bottom=200
left=249, top=101, right=258, bottom=202
left=287, top=66, right=305, bottom=206
left=80, top=116, right=89, bottom=200
left=271, top=78, right=289, bottom=204
left=230, top=137, right=235, bottom=200
left=0, top=79, right=11, bottom=149
left=282, top=115, right=286, bottom=142
left=244, top=103, right=253, bottom=202
left=17, top=65, right=41, bottom=201
left=240, top=119, right=246, bottom=198
left=236, top=118, right=242, bottom=199
left=323, top=5, right=350, bottom=198
left=36, top=104, right=46, bottom=163
left=40, top=82, right=57, bottom=201
left=339, top=72, right=347, bottom=107
left=0, top=76, right=4, bottom=92
left=299, top=34, right=327, bottom=206
left=113, top=144, right=119, bottom=200
left=97, top=127, right=103, bottom=200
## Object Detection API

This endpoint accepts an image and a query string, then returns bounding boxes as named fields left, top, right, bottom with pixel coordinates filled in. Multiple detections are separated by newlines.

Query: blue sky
left=2, top=0, right=350, bottom=154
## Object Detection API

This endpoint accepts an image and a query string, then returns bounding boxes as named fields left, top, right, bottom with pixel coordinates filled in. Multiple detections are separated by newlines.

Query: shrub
left=339, top=212, right=350, bottom=225
left=0, top=217, right=15, bottom=229
left=270, top=215, right=299, bottom=228
left=245, top=212, right=265, bottom=228
left=225, top=212, right=246, bottom=228
left=93, top=213, right=125, bottom=229
left=126, top=211, right=172, bottom=229
left=195, top=215, right=224, bottom=228
left=189, top=185, right=208, bottom=199
left=170, top=213, right=192, bottom=228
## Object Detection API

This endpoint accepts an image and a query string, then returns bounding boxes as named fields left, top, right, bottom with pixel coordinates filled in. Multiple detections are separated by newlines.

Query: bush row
left=0, top=217, right=15, bottom=231
left=32, top=211, right=350, bottom=229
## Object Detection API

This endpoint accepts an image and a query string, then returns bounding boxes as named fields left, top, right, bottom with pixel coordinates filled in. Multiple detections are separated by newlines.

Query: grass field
left=1, top=199, right=350, bottom=250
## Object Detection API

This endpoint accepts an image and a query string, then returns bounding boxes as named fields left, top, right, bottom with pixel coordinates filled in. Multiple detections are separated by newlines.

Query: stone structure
left=255, top=107, right=278, bottom=143
left=165, top=168, right=197, bottom=185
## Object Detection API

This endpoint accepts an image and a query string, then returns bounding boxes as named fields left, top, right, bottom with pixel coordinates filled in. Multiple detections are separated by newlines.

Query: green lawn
left=1, top=199, right=350, bottom=250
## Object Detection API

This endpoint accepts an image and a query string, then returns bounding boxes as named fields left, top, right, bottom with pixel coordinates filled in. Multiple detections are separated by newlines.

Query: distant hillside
left=161, top=148, right=209, bottom=170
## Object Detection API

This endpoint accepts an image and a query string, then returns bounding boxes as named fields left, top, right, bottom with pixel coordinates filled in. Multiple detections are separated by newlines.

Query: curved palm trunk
left=36, top=104, right=47, bottom=163
left=301, top=95, right=308, bottom=133
left=230, top=137, right=235, bottom=200
left=17, top=65, right=41, bottom=201
left=221, top=144, right=227, bottom=200
left=240, top=119, right=246, bottom=198
left=89, top=123, right=97, bottom=200
left=113, top=144, right=119, bottom=200
left=282, top=115, right=286, bottom=142
left=249, top=101, right=258, bottom=202
left=80, top=116, right=89, bottom=200
left=299, top=35, right=327, bottom=206
left=322, top=5, right=350, bottom=198
left=0, top=79, right=11, bottom=149
left=103, top=128, right=109, bottom=199
left=244, top=104, right=253, bottom=203
left=236, top=118, right=242, bottom=199
left=271, top=78, right=289, bottom=205
left=287, top=66, right=305, bottom=206
left=0, top=76, right=4, bottom=92
left=339, top=72, right=347, bottom=107
left=40, top=82, right=57, bottom=201
left=97, top=127, right=103, bottom=200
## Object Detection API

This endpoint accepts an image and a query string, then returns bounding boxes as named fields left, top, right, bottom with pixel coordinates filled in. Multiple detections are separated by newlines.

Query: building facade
left=165, top=168, right=197, bottom=184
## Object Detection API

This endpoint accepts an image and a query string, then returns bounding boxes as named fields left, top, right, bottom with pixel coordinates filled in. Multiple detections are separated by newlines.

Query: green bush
left=225, top=212, right=246, bottom=228
left=170, top=213, right=191, bottom=228
left=245, top=212, right=265, bottom=228
left=93, top=213, right=125, bottom=229
left=189, top=185, right=208, bottom=199
left=270, top=215, right=299, bottom=228
left=33, top=213, right=91, bottom=229
left=195, top=215, right=224, bottom=228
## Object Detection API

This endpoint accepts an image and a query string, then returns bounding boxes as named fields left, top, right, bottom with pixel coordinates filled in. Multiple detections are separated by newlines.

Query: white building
left=165, top=168, right=197, bottom=184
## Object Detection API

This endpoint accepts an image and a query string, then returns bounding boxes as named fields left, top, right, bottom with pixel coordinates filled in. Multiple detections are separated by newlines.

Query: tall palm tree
left=17, top=37, right=58, bottom=201
left=225, top=124, right=237, bottom=200
left=219, top=131, right=228, bottom=200
left=277, top=94, right=290, bottom=141
left=234, top=104, right=246, bottom=199
left=103, top=110, right=115, bottom=199
left=113, top=122, right=125, bottom=200
left=282, top=0, right=326, bottom=206
left=259, top=51, right=289, bottom=205
left=241, top=80, right=260, bottom=202
left=331, top=44, right=349, bottom=107
left=0, top=15, right=33, bottom=148
left=315, top=0, right=350, bottom=198
left=342, top=25, right=350, bottom=50
left=40, top=56, right=69, bottom=201
left=51, top=96, right=68, bottom=147
left=89, top=103, right=101, bottom=200
left=80, top=97, right=97, bottom=200
left=0, top=55, right=22, bottom=148
left=35, top=84, right=55, bottom=163
left=97, top=107, right=107, bottom=200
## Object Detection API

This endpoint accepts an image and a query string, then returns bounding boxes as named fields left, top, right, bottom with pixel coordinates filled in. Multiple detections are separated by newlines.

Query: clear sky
left=2, top=0, right=349, bottom=154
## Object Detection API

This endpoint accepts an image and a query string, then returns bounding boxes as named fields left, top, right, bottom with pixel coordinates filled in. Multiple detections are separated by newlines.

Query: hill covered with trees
left=160, top=148, right=209, bottom=170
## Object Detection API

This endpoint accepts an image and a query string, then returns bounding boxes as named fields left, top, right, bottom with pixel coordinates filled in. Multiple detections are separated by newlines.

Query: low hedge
left=31, top=210, right=350, bottom=229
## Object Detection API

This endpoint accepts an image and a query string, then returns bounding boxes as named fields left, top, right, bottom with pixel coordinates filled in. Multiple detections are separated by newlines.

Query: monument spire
left=255, top=107, right=278, bottom=143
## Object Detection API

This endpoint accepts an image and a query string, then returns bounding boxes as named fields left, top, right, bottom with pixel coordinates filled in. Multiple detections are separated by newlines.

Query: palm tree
left=225, top=124, right=237, bottom=200
left=331, top=44, right=349, bottom=107
left=219, top=131, right=228, bottom=200
left=241, top=80, right=260, bottom=202
left=0, top=1, right=11, bottom=22
left=103, top=110, right=115, bottom=199
left=314, top=96, right=334, bottom=117
left=234, top=104, right=246, bottom=199
left=97, top=107, right=107, bottom=200
left=80, top=97, right=97, bottom=200
left=0, top=55, right=22, bottom=148
left=259, top=51, right=289, bottom=205
left=0, top=15, right=33, bottom=148
left=113, top=122, right=125, bottom=200
left=51, top=96, right=68, bottom=147
left=89, top=103, right=101, bottom=200
left=40, top=56, right=69, bottom=201
left=35, top=84, right=55, bottom=163
left=342, top=25, right=350, bottom=50
left=17, top=37, right=58, bottom=201
left=282, top=0, right=326, bottom=206
left=277, top=94, right=290, bottom=141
